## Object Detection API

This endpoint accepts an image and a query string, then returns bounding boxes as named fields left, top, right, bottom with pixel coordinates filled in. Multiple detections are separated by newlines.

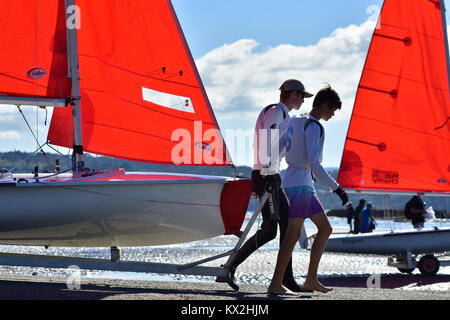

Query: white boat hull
left=0, top=171, right=251, bottom=247
left=325, top=228, right=450, bottom=255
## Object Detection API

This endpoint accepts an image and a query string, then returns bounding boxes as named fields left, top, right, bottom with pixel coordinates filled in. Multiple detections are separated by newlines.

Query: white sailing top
left=253, top=102, right=290, bottom=174
left=282, top=114, right=339, bottom=190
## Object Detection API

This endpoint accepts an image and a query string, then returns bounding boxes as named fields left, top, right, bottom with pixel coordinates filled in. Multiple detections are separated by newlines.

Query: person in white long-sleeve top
left=268, top=85, right=349, bottom=296
left=216, top=79, right=313, bottom=292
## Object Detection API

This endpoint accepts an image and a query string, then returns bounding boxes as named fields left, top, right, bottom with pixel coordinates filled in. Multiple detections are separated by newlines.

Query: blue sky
left=173, top=0, right=383, bottom=57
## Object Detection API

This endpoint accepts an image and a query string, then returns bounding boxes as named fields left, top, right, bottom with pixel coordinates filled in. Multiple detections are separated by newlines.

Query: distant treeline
left=0, top=151, right=448, bottom=212
left=0, top=151, right=249, bottom=177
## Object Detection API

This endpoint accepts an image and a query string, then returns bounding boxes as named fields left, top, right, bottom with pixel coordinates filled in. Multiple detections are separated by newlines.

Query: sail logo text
left=372, top=169, right=399, bottom=184
left=27, top=68, right=47, bottom=79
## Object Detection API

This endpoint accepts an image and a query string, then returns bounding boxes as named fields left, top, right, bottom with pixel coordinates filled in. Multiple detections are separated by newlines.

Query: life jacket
left=263, top=104, right=287, bottom=129
left=302, top=118, right=324, bottom=182
left=304, top=118, right=324, bottom=138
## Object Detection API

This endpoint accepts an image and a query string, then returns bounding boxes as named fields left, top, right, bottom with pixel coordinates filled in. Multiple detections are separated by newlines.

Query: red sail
left=48, top=0, right=231, bottom=166
left=338, top=0, right=450, bottom=193
left=0, top=0, right=70, bottom=99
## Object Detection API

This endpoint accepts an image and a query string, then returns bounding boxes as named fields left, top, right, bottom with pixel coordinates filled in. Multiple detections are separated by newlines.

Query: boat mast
left=440, top=0, right=450, bottom=93
left=65, top=0, right=84, bottom=172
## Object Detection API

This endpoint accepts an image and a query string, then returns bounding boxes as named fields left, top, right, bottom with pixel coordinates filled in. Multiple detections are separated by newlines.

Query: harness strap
left=304, top=118, right=324, bottom=182
left=263, top=104, right=287, bottom=121
left=304, top=118, right=324, bottom=138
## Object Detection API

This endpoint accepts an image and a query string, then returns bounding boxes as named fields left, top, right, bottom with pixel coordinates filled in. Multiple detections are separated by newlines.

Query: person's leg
left=278, top=189, right=299, bottom=289
left=268, top=217, right=304, bottom=295
left=231, top=187, right=279, bottom=268
left=231, top=218, right=277, bottom=267
left=217, top=195, right=278, bottom=290
left=354, top=214, right=360, bottom=234
left=218, top=219, right=276, bottom=291
left=303, top=211, right=333, bottom=293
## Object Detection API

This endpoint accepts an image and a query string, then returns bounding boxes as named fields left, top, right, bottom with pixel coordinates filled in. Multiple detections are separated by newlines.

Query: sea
left=1, top=216, right=450, bottom=292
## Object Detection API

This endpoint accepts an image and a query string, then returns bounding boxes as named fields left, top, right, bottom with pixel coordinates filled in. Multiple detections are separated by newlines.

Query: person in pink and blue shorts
left=268, top=85, right=349, bottom=296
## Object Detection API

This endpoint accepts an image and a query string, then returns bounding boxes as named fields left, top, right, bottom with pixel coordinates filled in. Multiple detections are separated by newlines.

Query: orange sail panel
left=48, top=0, right=230, bottom=166
left=338, top=0, right=450, bottom=193
left=0, top=0, right=70, bottom=99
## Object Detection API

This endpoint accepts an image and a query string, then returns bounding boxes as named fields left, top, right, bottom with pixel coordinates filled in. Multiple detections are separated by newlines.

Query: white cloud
left=0, top=106, right=50, bottom=151
left=0, top=130, right=21, bottom=139
left=196, top=20, right=377, bottom=120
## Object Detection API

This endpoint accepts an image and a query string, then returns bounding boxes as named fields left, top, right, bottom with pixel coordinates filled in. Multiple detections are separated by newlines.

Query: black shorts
left=261, top=187, right=289, bottom=221
left=252, top=170, right=288, bottom=221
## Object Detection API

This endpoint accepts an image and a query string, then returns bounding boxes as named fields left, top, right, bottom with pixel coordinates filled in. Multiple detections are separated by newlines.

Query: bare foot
left=267, top=285, right=298, bottom=296
left=303, top=280, right=333, bottom=293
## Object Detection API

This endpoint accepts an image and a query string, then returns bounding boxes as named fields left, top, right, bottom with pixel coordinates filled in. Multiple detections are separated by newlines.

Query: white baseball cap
left=279, top=79, right=314, bottom=98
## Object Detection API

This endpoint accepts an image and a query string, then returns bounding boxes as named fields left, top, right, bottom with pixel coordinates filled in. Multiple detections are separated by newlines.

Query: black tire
left=398, top=268, right=415, bottom=274
left=418, top=255, right=440, bottom=276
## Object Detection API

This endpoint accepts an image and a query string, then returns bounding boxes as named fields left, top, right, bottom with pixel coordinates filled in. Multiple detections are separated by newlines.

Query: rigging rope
left=8, top=141, right=48, bottom=173
left=382, top=194, right=395, bottom=231
left=16, top=106, right=54, bottom=172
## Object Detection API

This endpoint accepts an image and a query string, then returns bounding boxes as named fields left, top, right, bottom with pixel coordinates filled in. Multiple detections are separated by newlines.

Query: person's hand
left=251, top=170, right=264, bottom=197
left=333, top=187, right=349, bottom=206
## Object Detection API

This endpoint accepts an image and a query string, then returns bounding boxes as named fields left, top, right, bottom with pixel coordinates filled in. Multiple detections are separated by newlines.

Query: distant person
left=353, top=199, right=366, bottom=234
left=216, top=79, right=313, bottom=292
left=404, top=193, right=426, bottom=229
left=346, top=203, right=354, bottom=233
left=268, top=85, right=348, bottom=295
left=360, top=202, right=376, bottom=233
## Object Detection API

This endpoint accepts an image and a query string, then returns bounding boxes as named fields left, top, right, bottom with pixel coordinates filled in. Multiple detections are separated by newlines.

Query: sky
left=0, top=0, right=449, bottom=168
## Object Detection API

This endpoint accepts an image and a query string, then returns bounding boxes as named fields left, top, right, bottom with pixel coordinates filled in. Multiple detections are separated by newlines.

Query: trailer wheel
left=397, top=268, right=414, bottom=274
left=418, top=255, right=440, bottom=276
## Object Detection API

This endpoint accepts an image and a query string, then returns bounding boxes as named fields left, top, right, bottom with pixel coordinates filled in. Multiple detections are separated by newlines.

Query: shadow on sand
left=320, top=273, right=450, bottom=290
left=1, top=273, right=449, bottom=300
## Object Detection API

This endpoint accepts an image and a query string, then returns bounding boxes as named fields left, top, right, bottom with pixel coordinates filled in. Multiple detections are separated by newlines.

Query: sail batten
left=338, top=0, right=450, bottom=193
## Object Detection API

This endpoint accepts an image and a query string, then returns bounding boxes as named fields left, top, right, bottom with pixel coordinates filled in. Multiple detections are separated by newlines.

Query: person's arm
left=278, top=123, right=289, bottom=159
left=261, top=107, right=285, bottom=173
left=264, top=106, right=284, bottom=129
left=411, top=207, right=426, bottom=214
left=305, top=123, right=339, bottom=190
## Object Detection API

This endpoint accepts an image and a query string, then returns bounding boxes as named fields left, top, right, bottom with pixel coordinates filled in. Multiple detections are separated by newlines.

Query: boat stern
left=220, top=179, right=252, bottom=236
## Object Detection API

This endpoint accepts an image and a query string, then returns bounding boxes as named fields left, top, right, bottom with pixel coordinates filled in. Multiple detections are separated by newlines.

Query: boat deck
left=0, top=169, right=233, bottom=186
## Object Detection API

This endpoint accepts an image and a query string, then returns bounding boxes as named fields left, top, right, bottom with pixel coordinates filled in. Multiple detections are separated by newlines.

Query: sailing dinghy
left=325, top=0, right=450, bottom=275
left=0, top=0, right=252, bottom=248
